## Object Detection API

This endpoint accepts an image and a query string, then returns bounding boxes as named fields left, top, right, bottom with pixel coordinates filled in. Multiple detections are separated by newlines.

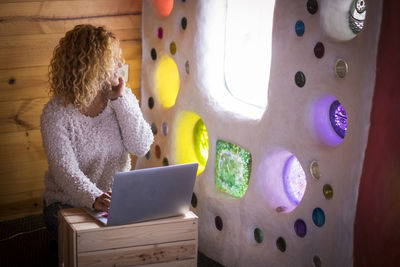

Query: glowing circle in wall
left=312, top=95, right=348, bottom=146
left=152, top=0, right=174, bottom=17
left=193, top=119, right=209, bottom=167
left=283, top=155, right=307, bottom=205
left=174, top=111, right=209, bottom=175
left=329, top=100, right=347, bottom=139
left=154, top=55, right=180, bottom=108
left=349, top=0, right=366, bottom=34
left=215, top=140, right=252, bottom=198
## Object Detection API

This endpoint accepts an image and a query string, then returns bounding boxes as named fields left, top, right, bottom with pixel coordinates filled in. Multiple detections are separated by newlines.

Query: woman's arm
left=110, top=86, right=154, bottom=156
left=41, top=106, right=103, bottom=208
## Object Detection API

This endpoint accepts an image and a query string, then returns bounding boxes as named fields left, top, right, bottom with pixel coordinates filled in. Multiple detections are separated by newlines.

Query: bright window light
left=224, top=0, right=275, bottom=109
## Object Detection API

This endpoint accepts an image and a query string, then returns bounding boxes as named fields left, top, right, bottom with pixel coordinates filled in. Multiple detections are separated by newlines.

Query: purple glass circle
left=215, top=216, right=223, bottom=231
left=294, top=219, right=307, bottom=237
left=329, top=100, right=347, bottom=139
left=157, top=27, right=163, bottom=39
left=162, top=122, right=168, bottom=136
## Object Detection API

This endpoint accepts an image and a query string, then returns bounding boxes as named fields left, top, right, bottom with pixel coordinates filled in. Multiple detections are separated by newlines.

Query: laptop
left=87, top=162, right=198, bottom=226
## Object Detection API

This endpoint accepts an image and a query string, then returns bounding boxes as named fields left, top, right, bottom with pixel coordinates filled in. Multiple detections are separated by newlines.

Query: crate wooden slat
left=78, top=240, right=196, bottom=267
left=58, top=208, right=198, bottom=267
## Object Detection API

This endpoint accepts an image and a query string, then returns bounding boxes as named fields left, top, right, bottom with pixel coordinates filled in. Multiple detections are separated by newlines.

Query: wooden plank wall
left=0, top=0, right=143, bottom=221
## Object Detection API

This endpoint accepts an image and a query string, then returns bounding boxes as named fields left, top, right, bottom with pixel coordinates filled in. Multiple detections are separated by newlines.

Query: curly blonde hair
left=49, top=24, right=121, bottom=108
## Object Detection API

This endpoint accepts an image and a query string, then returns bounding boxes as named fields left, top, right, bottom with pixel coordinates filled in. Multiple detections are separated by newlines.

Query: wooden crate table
left=58, top=208, right=198, bottom=267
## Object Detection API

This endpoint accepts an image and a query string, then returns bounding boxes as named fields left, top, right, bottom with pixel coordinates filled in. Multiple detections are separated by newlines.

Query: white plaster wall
left=138, top=0, right=383, bottom=266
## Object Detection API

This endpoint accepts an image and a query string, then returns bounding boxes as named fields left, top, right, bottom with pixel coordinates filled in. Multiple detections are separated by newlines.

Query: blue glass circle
left=294, top=219, right=307, bottom=237
left=312, top=207, right=325, bottom=227
left=295, top=20, right=305, bottom=37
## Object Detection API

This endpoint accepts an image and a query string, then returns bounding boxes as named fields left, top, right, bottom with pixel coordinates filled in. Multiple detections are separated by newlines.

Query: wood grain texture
left=0, top=0, right=141, bottom=19
left=0, top=66, right=49, bottom=101
left=0, top=196, right=43, bottom=221
left=0, top=130, right=47, bottom=204
left=78, top=241, right=196, bottom=267
left=0, top=39, right=141, bottom=69
left=0, top=14, right=141, bottom=36
left=0, top=97, right=47, bottom=133
left=58, top=209, right=198, bottom=267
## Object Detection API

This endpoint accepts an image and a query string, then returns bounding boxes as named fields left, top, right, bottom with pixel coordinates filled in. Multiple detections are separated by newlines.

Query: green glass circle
left=254, top=228, right=263, bottom=244
left=323, top=184, right=333, bottom=199
left=193, top=119, right=209, bottom=166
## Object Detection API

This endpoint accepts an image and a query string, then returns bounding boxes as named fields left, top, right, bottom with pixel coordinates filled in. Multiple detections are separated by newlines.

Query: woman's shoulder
left=41, top=97, right=71, bottom=123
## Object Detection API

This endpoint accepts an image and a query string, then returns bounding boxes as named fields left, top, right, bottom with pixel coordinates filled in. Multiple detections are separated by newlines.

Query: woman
left=41, top=25, right=154, bottom=241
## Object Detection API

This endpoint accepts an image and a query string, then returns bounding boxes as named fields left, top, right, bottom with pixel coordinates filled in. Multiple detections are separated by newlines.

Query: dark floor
left=0, top=214, right=224, bottom=267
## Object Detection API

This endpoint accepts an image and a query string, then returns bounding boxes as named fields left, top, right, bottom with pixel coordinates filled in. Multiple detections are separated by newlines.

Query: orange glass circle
left=152, top=0, right=174, bottom=17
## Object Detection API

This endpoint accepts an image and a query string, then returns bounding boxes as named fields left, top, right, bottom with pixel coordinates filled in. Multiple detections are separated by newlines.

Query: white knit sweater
left=41, top=88, right=154, bottom=208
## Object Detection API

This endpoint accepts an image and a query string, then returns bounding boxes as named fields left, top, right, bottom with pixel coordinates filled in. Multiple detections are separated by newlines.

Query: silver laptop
left=88, top=163, right=198, bottom=226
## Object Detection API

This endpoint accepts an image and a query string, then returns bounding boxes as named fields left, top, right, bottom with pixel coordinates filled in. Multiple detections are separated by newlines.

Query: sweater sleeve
left=41, top=105, right=103, bottom=208
left=110, top=88, right=154, bottom=156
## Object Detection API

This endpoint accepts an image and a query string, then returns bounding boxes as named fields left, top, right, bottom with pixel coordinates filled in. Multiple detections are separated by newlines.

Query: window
left=224, top=0, right=275, bottom=110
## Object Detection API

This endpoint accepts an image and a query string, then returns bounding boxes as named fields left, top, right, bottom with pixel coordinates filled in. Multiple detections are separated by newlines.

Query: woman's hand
left=108, top=76, right=125, bottom=101
left=93, top=191, right=112, bottom=211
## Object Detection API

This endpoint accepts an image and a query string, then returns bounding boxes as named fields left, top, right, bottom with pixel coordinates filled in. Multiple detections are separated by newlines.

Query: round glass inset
left=154, top=55, right=180, bottom=108
left=295, top=20, right=305, bottom=37
left=349, top=0, right=366, bottom=34
left=185, top=60, right=190, bottom=74
left=310, top=160, right=321, bottom=180
left=191, top=193, right=197, bottom=208
left=181, top=17, right=187, bottom=30
left=215, top=216, right=223, bottom=231
left=152, top=0, right=174, bottom=17
left=151, top=48, right=157, bottom=61
left=174, top=111, right=209, bottom=175
left=313, top=255, right=322, bottom=267
left=294, top=219, right=307, bottom=237
left=283, top=155, right=307, bottom=205
left=157, top=27, right=163, bottom=39
left=193, top=119, right=209, bottom=167
left=148, top=97, right=154, bottom=109
left=295, top=71, right=306, bottom=87
left=254, top=228, right=263, bottom=244
left=323, top=184, right=333, bottom=199
left=151, top=122, right=158, bottom=136
left=155, top=145, right=161, bottom=159
left=314, top=42, right=325, bottom=58
left=313, top=95, right=347, bottom=146
left=170, top=42, right=177, bottom=55
left=276, top=237, right=286, bottom=252
left=312, top=207, right=325, bottom=227
left=145, top=151, right=151, bottom=160
left=307, top=0, right=318, bottom=14
left=162, top=122, right=168, bottom=136
left=162, top=157, right=169, bottom=166
left=329, top=100, right=347, bottom=139
left=335, top=59, right=348, bottom=78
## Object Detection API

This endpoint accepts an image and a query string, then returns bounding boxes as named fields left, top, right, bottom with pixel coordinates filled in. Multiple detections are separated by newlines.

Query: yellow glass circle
left=174, top=111, right=209, bottom=175
left=155, top=55, right=180, bottom=108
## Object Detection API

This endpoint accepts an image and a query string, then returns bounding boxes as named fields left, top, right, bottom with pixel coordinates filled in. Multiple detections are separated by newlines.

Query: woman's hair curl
left=48, top=24, right=120, bottom=108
